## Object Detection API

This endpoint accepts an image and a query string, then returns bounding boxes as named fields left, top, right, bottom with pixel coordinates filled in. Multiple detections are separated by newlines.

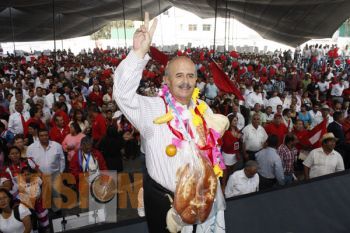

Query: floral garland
left=155, top=84, right=225, bottom=177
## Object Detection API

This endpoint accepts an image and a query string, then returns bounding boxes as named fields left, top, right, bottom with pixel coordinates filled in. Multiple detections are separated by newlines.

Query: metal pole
left=158, top=0, right=163, bottom=47
left=9, top=7, right=16, bottom=56
left=224, top=0, right=228, bottom=53
left=228, top=12, right=231, bottom=50
left=213, top=0, right=218, bottom=54
left=140, top=0, right=143, bottom=21
left=122, top=0, right=127, bottom=48
left=52, top=0, right=56, bottom=59
left=59, top=14, right=63, bottom=51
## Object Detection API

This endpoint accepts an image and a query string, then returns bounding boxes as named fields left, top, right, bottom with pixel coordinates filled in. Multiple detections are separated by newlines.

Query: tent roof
left=0, top=0, right=349, bottom=46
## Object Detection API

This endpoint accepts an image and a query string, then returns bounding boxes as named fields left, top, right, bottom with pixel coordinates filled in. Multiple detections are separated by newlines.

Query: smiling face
left=164, top=57, right=197, bottom=105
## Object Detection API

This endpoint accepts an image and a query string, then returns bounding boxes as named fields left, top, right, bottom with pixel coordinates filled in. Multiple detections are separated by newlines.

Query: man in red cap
left=264, top=113, right=288, bottom=146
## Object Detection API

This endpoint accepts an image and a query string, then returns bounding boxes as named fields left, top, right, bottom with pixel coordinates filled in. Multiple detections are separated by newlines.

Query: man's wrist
left=134, top=50, right=147, bottom=59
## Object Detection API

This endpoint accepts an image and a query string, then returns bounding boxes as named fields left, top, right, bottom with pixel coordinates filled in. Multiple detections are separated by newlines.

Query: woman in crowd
left=70, top=109, right=90, bottom=134
left=88, top=84, right=104, bottom=107
left=298, top=104, right=312, bottom=129
left=26, top=123, right=39, bottom=146
left=0, top=188, right=33, bottom=233
left=13, top=135, right=27, bottom=158
left=221, top=114, right=242, bottom=190
left=62, top=122, right=86, bottom=162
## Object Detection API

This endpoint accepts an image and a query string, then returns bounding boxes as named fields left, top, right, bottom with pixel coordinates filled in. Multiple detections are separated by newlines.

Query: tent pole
left=224, top=0, right=228, bottom=53
left=140, top=0, right=143, bottom=21
left=158, top=0, right=163, bottom=48
left=228, top=11, right=231, bottom=50
left=59, top=14, right=63, bottom=51
left=213, top=0, right=218, bottom=54
left=122, top=0, right=127, bottom=49
left=9, top=7, right=16, bottom=56
left=52, top=0, right=56, bottom=61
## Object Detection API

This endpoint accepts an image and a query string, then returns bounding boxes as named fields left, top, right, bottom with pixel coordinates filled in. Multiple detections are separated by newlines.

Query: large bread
left=173, top=156, right=217, bottom=224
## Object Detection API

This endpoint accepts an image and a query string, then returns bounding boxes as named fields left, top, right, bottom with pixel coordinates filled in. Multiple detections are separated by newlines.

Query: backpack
left=13, top=204, right=38, bottom=231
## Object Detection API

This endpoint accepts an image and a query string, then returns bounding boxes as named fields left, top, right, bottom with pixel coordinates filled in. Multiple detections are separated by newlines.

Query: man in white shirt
left=267, top=91, right=282, bottom=113
left=245, top=85, right=264, bottom=109
left=204, top=77, right=219, bottom=104
left=8, top=102, right=30, bottom=135
left=113, top=13, right=225, bottom=233
left=26, top=129, right=65, bottom=175
left=242, top=113, right=268, bottom=160
left=232, top=103, right=245, bottom=130
left=225, top=161, right=259, bottom=198
left=309, top=103, right=323, bottom=129
left=303, top=133, right=344, bottom=179
left=45, top=84, right=60, bottom=109
left=331, top=79, right=345, bottom=103
left=35, top=73, right=50, bottom=89
left=196, top=76, right=206, bottom=94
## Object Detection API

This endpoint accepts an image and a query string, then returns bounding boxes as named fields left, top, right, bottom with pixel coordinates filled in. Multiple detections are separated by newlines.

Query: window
left=203, top=24, right=211, bottom=31
left=178, top=24, right=183, bottom=31
left=188, top=24, right=197, bottom=31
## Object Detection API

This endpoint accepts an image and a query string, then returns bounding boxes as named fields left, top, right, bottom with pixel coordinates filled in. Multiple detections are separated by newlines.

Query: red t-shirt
left=49, top=126, right=70, bottom=144
left=264, top=123, right=288, bottom=146
left=222, top=130, right=240, bottom=156
left=92, top=114, right=107, bottom=141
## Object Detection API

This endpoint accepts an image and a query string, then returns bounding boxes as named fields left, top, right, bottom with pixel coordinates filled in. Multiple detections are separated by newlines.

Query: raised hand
left=133, top=12, right=158, bottom=59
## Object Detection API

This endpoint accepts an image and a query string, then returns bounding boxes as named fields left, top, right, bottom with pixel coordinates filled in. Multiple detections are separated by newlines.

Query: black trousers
left=143, top=170, right=198, bottom=233
left=259, top=174, right=277, bottom=191
left=143, top=170, right=174, bottom=233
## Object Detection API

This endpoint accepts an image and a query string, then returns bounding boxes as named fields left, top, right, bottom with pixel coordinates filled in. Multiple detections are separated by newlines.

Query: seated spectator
left=0, top=188, right=33, bottom=233
left=303, top=133, right=345, bottom=179
left=225, top=160, right=259, bottom=198
left=255, top=135, right=285, bottom=190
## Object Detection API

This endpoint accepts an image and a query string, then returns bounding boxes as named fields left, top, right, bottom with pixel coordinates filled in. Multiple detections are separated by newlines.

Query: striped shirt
left=113, top=51, right=212, bottom=192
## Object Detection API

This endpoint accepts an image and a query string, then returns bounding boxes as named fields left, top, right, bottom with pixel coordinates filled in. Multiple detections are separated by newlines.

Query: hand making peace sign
left=133, top=12, right=158, bottom=59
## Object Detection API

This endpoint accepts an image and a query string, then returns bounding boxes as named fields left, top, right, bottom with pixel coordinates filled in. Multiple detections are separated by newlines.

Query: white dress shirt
left=303, top=147, right=344, bottom=179
left=45, top=92, right=60, bottom=109
left=331, top=83, right=344, bottom=97
left=236, top=112, right=245, bottom=131
left=245, top=92, right=264, bottom=109
left=242, top=124, right=268, bottom=151
left=267, top=96, right=282, bottom=113
left=309, top=110, right=323, bottom=129
left=8, top=111, right=30, bottom=135
left=26, top=141, right=65, bottom=175
left=113, top=51, right=225, bottom=233
left=225, top=169, right=259, bottom=198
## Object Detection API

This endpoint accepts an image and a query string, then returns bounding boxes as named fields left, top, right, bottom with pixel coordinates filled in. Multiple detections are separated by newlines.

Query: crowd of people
left=0, top=40, right=349, bottom=232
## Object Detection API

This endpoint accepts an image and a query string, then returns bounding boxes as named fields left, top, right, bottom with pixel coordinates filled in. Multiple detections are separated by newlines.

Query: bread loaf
left=173, top=156, right=217, bottom=224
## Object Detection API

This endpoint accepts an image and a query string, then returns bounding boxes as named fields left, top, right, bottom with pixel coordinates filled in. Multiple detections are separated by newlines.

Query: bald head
left=163, top=56, right=198, bottom=105
left=164, top=56, right=197, bottom=78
